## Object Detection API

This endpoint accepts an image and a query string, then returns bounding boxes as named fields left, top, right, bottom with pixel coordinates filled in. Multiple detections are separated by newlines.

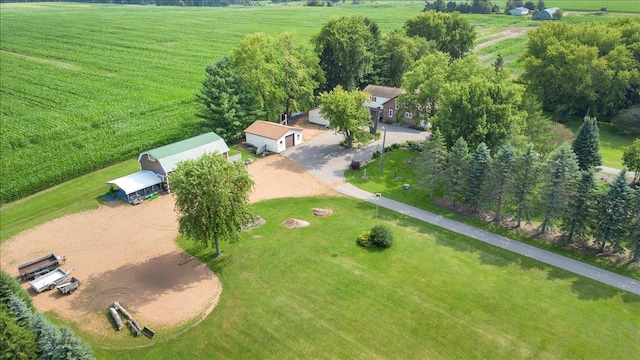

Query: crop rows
left=0, top=3, right=426, bottom=203
left=1, top=3, right=636, bottom=203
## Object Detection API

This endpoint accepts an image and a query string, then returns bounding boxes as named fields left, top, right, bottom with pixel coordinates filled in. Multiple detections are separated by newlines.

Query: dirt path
left=0, top=125, right=333, bottom=340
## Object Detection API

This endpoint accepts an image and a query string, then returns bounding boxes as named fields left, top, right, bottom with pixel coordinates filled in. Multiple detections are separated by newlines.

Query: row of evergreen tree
left=416, top=118, right=640, bottom=262
left=1, top=271, right=94, bottom=359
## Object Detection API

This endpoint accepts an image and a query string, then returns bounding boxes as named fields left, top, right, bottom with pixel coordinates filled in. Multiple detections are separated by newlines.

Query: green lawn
left=345, top=149, right=640, bottom=280
left=87, top=196, right=639, bottom=359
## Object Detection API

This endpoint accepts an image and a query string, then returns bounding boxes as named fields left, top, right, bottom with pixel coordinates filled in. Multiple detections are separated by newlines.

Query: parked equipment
left=29, top=268, right=69, bottom=293
left=56, top=277, right=80, bottom=295
left=18, top=253, right=66, bottom=281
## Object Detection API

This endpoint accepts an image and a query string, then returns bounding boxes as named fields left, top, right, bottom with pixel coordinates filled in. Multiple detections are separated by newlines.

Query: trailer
left=29, top=268, right=69, bottom=293
left=18, top=253, right=66, bottom=281
left=56, top=277, right=80, bottom=295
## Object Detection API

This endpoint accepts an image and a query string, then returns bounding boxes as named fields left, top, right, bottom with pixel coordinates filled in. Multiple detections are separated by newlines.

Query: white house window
left=371, top=96, right=377, bottom=102
left=405, top=112, right=413, bottom=119
left=388, top=109, right=394, bottom=118
left=395, top=103, right=399, bottom=109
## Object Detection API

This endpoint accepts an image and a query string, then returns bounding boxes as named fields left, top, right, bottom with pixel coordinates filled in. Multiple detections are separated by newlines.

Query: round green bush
left=369, top=225, right=393, bottom=248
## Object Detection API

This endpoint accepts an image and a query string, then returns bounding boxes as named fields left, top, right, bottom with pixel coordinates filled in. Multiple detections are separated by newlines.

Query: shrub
left=372, top=150, right=381, bottom=159
left=350, top=160, right=361, bottom=170
left=369, top=225, right=394, bottom=248
left=357, top=230, right=372, bottom=247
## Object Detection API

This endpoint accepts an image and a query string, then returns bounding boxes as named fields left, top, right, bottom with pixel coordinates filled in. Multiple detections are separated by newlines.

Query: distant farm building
left=107, top=132, right=230, bottom=203
left=509, top=7, right=530, bottom=16
left=533, top=7, right=560, bottom=20
left=244, top=120, right=302, bottom=154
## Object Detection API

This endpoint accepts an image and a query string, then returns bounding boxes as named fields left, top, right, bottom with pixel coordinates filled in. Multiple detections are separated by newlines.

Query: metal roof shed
left=138, top=132, right=230, bottom=177
left=107, top=170, right=163, bottom=203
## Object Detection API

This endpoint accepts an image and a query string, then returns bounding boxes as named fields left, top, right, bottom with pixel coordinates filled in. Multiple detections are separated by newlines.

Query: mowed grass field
left=86, top=196, right=640, bottom=359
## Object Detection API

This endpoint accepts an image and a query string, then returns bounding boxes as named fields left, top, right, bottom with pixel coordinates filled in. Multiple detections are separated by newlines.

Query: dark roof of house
left=244, top=120, right=300, bottom=140
left=362, top=85, right=405, bottom=100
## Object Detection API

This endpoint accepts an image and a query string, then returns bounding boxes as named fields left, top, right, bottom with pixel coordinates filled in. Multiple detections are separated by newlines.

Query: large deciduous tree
left=232, top=32, right=321, bottom=121
left=400, top=51, right=450, bottom=121
left=319, top=85, right=371, bottom=149
left=195, top=56, right=263, bottom=142
left=538, top=144, right=580, bottom=234
left=404, top=11, right=475, bottom=60
left=378, top=30, right=433, bottom=87
left=314, top=16, right=378, bottom=92
left=416, top=130, right=448, bottom=200
left=434, top=59, right=527, bottom=149
left=172, top=152, right=254, bottom=258
left=622, top=138, right=640, bottom=185
left=523, top=22, right=640, bottom=119
left=594, top=169, right=632, bottom=253
left=403, top=54, right=526, bottom=150
left=572, top=116, right=602, bottom=171
left=612, top=105, right=640, bottom=136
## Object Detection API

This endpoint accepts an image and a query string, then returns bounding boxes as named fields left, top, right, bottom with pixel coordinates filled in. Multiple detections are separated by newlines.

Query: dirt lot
left=0, top=123, right=333, bottom=338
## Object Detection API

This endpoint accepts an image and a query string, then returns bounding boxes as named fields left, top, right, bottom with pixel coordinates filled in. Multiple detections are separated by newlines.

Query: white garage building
left=244, top=120, right=303, bottom=154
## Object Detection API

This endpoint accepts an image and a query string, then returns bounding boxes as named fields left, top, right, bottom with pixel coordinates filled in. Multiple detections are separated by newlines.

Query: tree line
left=1, top=271, right=95, bottom=359
left=416, top=119, right=640, bottom=262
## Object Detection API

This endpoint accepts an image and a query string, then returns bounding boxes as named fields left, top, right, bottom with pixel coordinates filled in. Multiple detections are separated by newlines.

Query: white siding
left=246, top=133, right=279, bottom=153
left=308, top=107, right=330, bottom=127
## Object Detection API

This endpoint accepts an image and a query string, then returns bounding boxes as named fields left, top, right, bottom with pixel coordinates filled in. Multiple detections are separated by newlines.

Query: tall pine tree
left=487, top=144, right=516, bottom=222
left=629, top=189, right=640, bottom=262
left=559, top=169, right=597, bottom=245
left=572, top=116, right=602, bottom=170
left=446, top=137, right=471, bottom=206
left=465, top=142, right=492, bottom=212
left=416, top=130, right=449, bottom=200
left=510, top=144, right=539, bottom=228
left=539, top=144, right=580, bottom=234
left=594, top=168, right=632, bottom=253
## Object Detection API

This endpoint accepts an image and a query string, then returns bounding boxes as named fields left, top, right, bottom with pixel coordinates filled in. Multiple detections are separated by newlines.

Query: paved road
left=283, top=126, right=640, bottom=296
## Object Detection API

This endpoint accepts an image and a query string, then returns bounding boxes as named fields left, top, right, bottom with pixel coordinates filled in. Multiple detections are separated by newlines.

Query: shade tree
left=404, top=11, right=475, bottom=60
left=232, top=32, right=321, bottom=121
left=319, top=85, right=372, bottom=149
left=195, top=56, right=263, bottom=142
left=314, top=16, right=378, bottom=92
left=171, top=152, right=254, bottom=258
